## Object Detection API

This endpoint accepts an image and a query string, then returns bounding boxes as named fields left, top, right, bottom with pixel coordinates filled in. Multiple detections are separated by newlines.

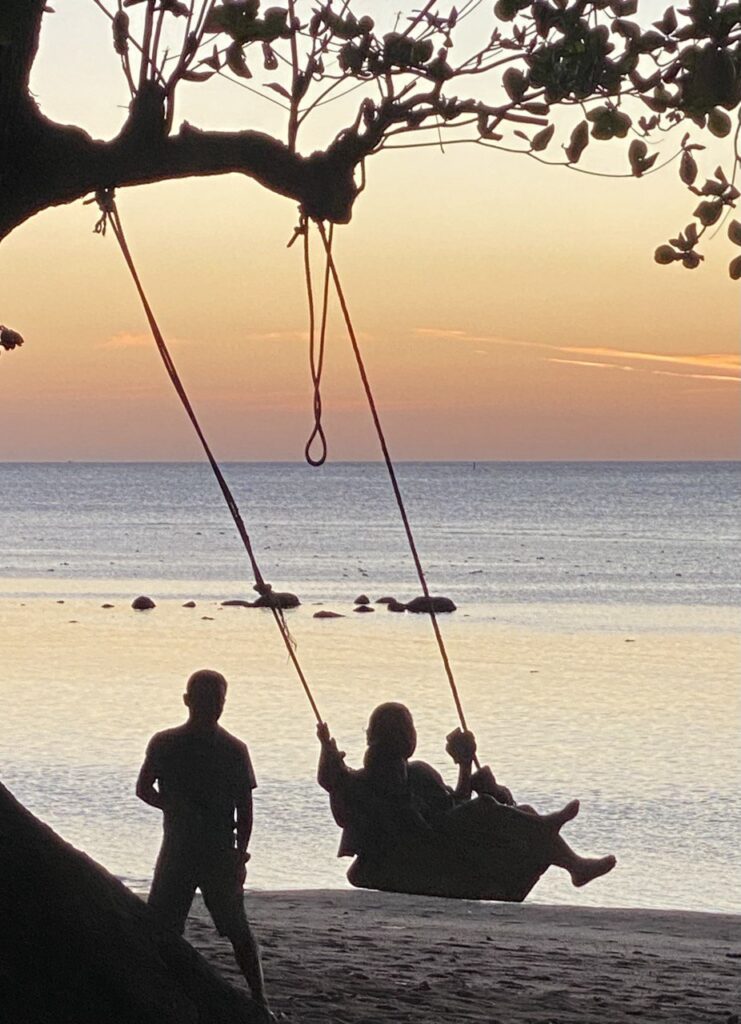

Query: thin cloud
left=559, top=346, right=740, bottom=372
left=549, top=358, right=635, bottom=372
left=415, top=327, right=739, bottom=382
left=649, top=368, right=740, bottom=383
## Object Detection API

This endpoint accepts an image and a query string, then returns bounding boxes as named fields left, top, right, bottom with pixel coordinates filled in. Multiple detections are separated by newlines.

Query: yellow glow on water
left=1, top=594, right=737, bottom=910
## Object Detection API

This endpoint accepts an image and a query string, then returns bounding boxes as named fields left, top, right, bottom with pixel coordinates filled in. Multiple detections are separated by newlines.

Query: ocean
left=0, top=461, right=738, bottom=912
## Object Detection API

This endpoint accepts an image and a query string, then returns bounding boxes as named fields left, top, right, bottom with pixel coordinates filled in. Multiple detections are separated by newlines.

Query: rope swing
left=96, top=190, right=477, bottom=766
left=94, top=189, right=323, bottom=725
left=308, top=218, right=480, bottom=769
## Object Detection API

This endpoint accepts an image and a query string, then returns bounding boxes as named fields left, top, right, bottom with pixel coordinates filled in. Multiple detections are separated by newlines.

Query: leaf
left=502, top=67, right=527, bottom=101
left=629, top=139, right=648, bottom=175
left=653, top=6, right=677, bottom=33
left=112, top=11, right=130, bottom=56
left=266, top=82, right=291, bottom=99
left=679, top=150, right=698, bottom=186
left=654, top=245, right=677, bottom=265
left=226, top=41, right=252, bottom=79
left=181, top=69, right=215, bottom=82
left=530, top=124, right=555, bottom=152
left=708, top=108, right=732, bottom=138
left=565, top=121, right=589, bottom=163
left=0, top=326, right=24, bottom=351
left=729, top=255, right=741, bottom=280
left=694, top=200, right=723, bottom=227
left=728, top=220, right=741, bottom=246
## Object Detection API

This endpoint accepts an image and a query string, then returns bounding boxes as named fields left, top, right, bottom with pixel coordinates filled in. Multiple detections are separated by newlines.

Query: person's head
left=365, top=702, right=417, bottom=763
left=183, top=669, right=227, bottom=726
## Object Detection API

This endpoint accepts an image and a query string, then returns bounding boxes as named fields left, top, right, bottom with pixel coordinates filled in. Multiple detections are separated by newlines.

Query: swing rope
left=301, top=215, right=332, bottom=467
left=313, top=219, right=481, bottom=769
left=94, top=189, right=323, bottom=724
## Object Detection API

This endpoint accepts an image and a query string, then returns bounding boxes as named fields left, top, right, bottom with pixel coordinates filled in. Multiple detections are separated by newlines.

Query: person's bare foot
left=543, top=799, right=580, bottom=831
left=571, top=854, right=617, bottom=887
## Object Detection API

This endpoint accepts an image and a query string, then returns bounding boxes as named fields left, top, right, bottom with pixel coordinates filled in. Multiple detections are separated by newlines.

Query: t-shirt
left=146, top=724, right=256, bottom=846
left=331, top=758, right=456, bottom=857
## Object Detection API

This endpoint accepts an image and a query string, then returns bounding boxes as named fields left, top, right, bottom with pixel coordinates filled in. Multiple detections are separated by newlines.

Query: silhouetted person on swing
left=136, top=669, right=273, bottom=1020
left=318, top=703, right=616, bottom=900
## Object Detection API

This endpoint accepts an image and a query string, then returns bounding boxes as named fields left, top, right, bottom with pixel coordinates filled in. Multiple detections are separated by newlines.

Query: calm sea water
left=0, top=462, right=739, bottom=913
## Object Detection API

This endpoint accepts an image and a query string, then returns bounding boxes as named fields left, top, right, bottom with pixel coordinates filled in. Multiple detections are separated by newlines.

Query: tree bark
left=0, top=782, right=262, bottom=1024
left=0, top=3, right=374, bottom=241
left=0, top=104, right=366, bottom=241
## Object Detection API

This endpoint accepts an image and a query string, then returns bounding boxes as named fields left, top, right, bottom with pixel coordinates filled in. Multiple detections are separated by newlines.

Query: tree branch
left=0, top=104, right=366, bottom=240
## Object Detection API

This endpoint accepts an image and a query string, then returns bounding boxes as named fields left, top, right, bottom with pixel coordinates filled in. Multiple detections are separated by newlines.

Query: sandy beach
left=185, top=890, right=740, bottom=1024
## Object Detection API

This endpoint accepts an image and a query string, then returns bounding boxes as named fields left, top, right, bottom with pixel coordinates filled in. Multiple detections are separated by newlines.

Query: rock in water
left=251, top=591, right=300, bottom=609
left=354, top=605, right=374, bottom=613
left=221, top=599, right=253, bottom=608
left=405, top=595, right=457, bottom=614
left=182, top=601, right=196, bottom=608
left=131, top=595, right=155, bottom=611
left=386, top=599, right=407, bottom=613
left=375, top=596, right=396, bottom=604
left=313, top=610, right=345, bottom=619
left=354, top=594, right=370, bottom=605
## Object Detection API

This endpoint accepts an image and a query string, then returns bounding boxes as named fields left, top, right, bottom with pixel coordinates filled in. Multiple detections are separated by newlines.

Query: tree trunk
left=0, top=783, right=262, bottom=1024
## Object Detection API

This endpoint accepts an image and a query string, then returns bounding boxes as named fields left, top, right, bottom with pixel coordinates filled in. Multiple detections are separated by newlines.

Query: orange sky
left=0, top=4, right=738, bottom=460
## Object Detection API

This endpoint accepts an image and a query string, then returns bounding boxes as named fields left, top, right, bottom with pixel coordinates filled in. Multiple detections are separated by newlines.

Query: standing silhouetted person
left=136, top=669, right=272, bottom=1019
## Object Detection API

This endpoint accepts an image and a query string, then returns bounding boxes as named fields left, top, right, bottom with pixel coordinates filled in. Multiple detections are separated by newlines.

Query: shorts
left=148, top=841, right=249, bottom=940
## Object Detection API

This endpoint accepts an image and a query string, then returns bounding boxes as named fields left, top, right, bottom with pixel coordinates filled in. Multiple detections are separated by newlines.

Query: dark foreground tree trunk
left=0, top=783, right=262, bottom=1024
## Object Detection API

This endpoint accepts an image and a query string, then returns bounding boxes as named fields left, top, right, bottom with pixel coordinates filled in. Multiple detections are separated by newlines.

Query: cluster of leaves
left=0, top=327, right=24, bottom=353
left=655, top=151, right=739, bottom=268
left=486, top=0, right=741, bottom=275
left=98, top=0, right=741, bottom=274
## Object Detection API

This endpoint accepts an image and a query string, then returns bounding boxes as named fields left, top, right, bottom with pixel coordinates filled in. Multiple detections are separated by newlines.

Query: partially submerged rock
left=313, top=610, right=345, bottom=619
left=221, top=599, right=252, bottom=608
left=375, top=596, right=396, bottom=604
left=386, top=599, right=407, bottom=613
left=131, top=595, right=155, bottom=611
left=252, top=591, right=300, bottom=610
left=354, top=605, right=374, bottom=613
left=182, top=601, right=196, bottom=608
left=404, top=595, right=457, bottom=614
left=354, top=594, right=370, bottom=605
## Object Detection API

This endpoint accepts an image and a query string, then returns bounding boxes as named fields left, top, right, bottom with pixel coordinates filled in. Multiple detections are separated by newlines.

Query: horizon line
left=0, top=458, right=739, bottom=466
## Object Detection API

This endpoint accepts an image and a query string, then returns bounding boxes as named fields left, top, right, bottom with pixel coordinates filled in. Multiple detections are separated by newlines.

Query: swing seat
left=332, top=784, right=551, bottom=903
left=345, top=831, right=549, bottom=902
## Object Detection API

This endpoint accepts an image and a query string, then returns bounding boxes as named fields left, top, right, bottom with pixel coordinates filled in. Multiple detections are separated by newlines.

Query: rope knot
left=253, top=581, right=273, bottom=598
left=87, top=188, right=117, bottom=236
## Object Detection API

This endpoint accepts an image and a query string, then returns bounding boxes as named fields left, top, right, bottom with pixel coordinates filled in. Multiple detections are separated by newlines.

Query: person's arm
left=135, top=740, right=165, bottom=810
left=316, top=722, right=349, bottom=793
left=236, top=790, right=254, bottom=857
left=445, top=728, right=477, bottom=800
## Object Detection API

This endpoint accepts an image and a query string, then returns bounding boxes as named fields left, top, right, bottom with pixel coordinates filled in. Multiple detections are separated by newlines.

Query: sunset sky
left=0, top=2, right=738, bottom=461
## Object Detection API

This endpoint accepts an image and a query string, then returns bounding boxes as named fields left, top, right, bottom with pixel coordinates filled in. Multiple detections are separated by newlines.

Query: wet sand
left=187, top=889, right=740, bottom=1023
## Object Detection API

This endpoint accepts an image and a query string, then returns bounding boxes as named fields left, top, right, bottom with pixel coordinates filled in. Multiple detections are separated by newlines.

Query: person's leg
left=442, top=796, right=615, bottom=886
left=202, top=856, right=272, bottom=1015
left=147, top=843, right=196, bottom=935
left=230, top=921, right=269, bottom=1006
left=444, top=794, right=579, bottom=843
left=548, top=835, right=617, bottom=886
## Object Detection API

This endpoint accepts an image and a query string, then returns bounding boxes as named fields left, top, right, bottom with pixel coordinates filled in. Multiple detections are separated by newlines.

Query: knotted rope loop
left=301, top=211, right=332, bottom=467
